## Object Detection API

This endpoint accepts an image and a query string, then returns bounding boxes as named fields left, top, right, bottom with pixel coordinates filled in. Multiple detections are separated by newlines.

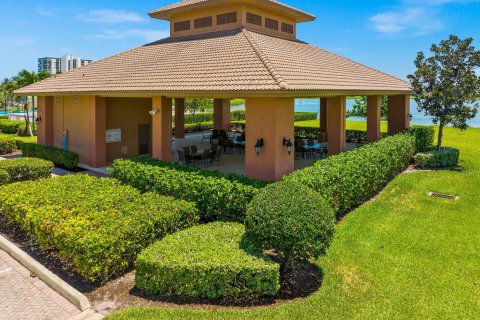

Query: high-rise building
left=38, top=55, right=93, bottom=74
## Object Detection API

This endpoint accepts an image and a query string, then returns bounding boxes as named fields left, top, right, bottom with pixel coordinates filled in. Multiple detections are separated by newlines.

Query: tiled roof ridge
left=241, top=28, right=289, bottom=90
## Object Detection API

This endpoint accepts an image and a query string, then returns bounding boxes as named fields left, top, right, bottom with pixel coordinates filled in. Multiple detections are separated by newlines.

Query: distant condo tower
left=38, top=55, right=93, bottom=74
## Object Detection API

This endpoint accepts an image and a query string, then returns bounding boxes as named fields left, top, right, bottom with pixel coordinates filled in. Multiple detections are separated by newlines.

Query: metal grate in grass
left=428, top=192, right=459, bottom=200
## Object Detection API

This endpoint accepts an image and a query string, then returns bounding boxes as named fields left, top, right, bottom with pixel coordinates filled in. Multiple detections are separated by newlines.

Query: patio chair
left=177, top=150, right=193, bottom=166
left=211, top=130, right=219, bottom=143
left=219, top=130, right=228, bottom=139
left=200, top=149, right=211, bottom=165
left=183, top=146, right=191, bottom=157
left=201, top=131, right=211, bottom=144
left=210, top=143, right=219, bottom=155
left=211, top=146, right=222, bottom=163
left=219, top=138, right=234, bottom=153
left=190, top=145, right=198, bottom=154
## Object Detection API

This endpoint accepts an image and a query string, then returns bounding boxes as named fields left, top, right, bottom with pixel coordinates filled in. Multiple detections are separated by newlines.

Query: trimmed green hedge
left=0, top=120, right=24, bottom=134
left=407, top=126, right=435, bottom=152
left=109, top=159, right=260, bottom=222
left=20, top=143, right=79, bottom=169
left=134, top=157, right=267, bottom=188
left=246, top=181, right=335, bottom=268
left=285, top=133, right=416, bottom=216
left=0, top=157, right=53, bottom=182
left=0, top=169, right=9, bottom=185
left=414, top=147, right=460, bottom=168
left=0, top=116, right=8, bottom=120
left=0, top=138, right=17, bottom=155
left=0, top=175, right=199, bottom=281
left=136, top=222, right=280, bottom=299
left=294, top=112, right=319, bottom=122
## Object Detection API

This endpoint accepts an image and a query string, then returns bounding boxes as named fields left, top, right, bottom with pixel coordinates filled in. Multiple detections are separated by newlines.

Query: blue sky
left=0, top=0, right=479, bottom=80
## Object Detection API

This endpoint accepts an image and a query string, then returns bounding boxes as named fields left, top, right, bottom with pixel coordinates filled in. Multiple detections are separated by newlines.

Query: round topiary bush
left=245, top=181, right=335, bottom=270
left=135, top=222, right=280, bottom=300
left=0, top=169, right=10, bottom=185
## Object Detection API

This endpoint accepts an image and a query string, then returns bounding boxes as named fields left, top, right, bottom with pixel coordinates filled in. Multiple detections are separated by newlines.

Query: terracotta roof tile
left=15, top=28, right=412, bottom=96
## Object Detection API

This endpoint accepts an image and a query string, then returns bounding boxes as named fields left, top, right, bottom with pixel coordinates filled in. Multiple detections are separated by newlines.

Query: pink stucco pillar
left=367, top=96, right=381, bottom=143
left=245, top=97, right=295, bottom=182
left=327, top=96, right=347, bottom=155
left=37, top=96, right=53, bottom=147
left=152, top=96, right=173, bottom=162
left=89, top=96, right=106, bottom=168
left=388, top=95, right=410, bottom=135
left=320, top=97, right=328, bottom=132
left=175, top=98, right=185, bottom=139
left=213, top=99, right=231, bottom=131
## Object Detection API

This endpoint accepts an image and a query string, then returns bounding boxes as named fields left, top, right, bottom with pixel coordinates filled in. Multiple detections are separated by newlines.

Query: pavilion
left=15, top=0, right=412, bottom=181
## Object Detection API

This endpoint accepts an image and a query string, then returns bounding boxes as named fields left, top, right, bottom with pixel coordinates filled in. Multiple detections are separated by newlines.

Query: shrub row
left=414, top=147, right=460, bottom=168
left=0, top=157, right=53, bottom=183
left=172, top=111, right=318, bottom=125
left=0, top=120, right=25, bottom=134
left=406, top=126, right=435, bottom=152
left=136, top=222, right=280, bottom=299
left=20, top=143, right=79, bottom=169
left=0, top=169, right=9, bottom=185
left=0, top=115, right=8, bottom=120
left=285, top=133, right=416, bottom=216
left=134, top=157, right=267, bottom=188
left=0, top=137, right=17, bottom=155
left=0, top=175, right=199, bottom=281
left=109, top=159, right=260, bottom=222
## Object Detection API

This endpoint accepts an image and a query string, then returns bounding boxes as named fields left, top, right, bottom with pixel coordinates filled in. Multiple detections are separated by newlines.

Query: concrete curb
left=0, top=234, right=91, bottom=311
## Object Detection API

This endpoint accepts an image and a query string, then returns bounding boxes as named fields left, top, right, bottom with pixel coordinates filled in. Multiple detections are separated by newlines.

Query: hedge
left=136, top=222, right=280, bottom=299
left=109, top=159, right=260, bottom=222
left=0, top=169, right=9, bottom=185
left=172, top=111, right=317, bottom=127
left=414, top=147, right=460, bottom=168
left=0, top=138, right=17, bottom=155
left=20, top=143, right=79, bottom=169
left=0, top=157, right=53, bottom=182
left=245, top=181, right=335, bottom=269
left=134, top=157, right=267, bottom=188
left=406, top=126, right=435, bottom=152
left=0, top=120, right=24, bottom=134
left=0, top=175, right=199, bottom=281
left=285, top=133, right=416, bottom=216
left=0, top=115, right=8, bottom=120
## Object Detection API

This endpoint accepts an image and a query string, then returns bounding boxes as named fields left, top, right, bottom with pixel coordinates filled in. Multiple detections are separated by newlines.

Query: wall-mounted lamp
left=35, top=117, right=42, bottom=125
left=283, top=138, right=293, bottom=156
left=408, top=113, right=413, bottom=122
left=149, top=109, right=160, bottom=116
left=255, top=138, right=264, bottom=157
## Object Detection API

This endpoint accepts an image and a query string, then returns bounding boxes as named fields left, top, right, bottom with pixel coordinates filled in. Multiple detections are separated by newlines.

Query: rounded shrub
left=0, top=138, right=16, bottom=155
left=245, top=181, right=335, bottom=269
left=414, top=147, right=460, bottom=168
left=0, top=169, right=10, bottom=185
left=135, top=222, right=280, bottom=299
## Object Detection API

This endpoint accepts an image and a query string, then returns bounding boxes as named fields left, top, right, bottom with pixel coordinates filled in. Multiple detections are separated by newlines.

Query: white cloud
left=7, top=37, right=36, bottom=46
left=371, top=7, right=444, bottom=36
left=90, top=29, right=168, bottom=42
left=77, top=9, right=144, bottom=24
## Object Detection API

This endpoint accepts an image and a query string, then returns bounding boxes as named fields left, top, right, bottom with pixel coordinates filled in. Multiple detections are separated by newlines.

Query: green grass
left=108, top=125, right=480, bottom=319
left=295, top=119, right=389, bottom=132
left=0, top=133, right=37, bottom=144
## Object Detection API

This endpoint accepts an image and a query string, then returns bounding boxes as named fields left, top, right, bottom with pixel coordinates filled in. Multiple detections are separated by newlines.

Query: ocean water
left=294, top=98, right=480, bottom=128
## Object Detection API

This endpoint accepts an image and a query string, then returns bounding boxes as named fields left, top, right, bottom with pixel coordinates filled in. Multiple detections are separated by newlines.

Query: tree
left=184, top=98, right=211, bottom=123
left=347, top=96, right=389, bottom=120
left=12, top=70, right=52, bottom=136
left=408, top=35, right=480, bottom=150
left=0, top=78, right=15, bottom=113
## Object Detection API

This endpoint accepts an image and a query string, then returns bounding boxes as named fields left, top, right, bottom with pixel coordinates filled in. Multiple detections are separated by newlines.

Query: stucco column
left=320, top=98, right=328, bottom=132
left=367, top=96, right=381, bottom=143
left=214, top=99, right=231, bottom=131
left=245, top=97, right=294, bottom=182
left=388, top=95, right=410, bottom=135
left=37, top=96, right=53, bottom=146
left=327, top=96, right=347, bottom=155
left=175, top=98, right=185, bottom=139
left=89, top=96, right=106, bottom=168
left=152, top=96, right=173, bottom=162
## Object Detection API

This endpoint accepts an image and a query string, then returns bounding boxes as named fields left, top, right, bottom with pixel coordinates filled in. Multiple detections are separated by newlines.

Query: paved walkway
left=0, top=249, right=81, bottom=320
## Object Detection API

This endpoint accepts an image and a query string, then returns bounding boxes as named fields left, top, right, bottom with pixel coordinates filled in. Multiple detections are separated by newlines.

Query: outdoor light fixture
left=408, top=113, right=413, bottom=122
left=283, top=138, right=293, bottom=156
left=255, top=138, right=264, bottom=157
left=149, top=109, right=160, bottom=116
left=35, top=117, right=42, bottom=124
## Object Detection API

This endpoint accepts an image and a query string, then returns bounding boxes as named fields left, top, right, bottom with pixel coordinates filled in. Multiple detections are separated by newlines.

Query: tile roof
left=148, top=0, right=315, bottom=21
left=15, top=28, right=412, bottom=96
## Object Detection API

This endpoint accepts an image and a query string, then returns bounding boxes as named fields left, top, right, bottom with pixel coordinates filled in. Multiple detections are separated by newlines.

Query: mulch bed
left=0, top=215, right=322, bottom=314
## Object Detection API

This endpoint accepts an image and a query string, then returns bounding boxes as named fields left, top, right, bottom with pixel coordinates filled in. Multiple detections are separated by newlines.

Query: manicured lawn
left=295, top=119, right=389, bottom=132
left=108, top=125, right=480, bottom=319
left=0, top=133, right=37, bottom=144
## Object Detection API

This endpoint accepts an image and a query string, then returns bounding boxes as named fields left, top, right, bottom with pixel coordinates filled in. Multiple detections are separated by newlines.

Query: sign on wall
left=106, top=129, right=122, bottom=143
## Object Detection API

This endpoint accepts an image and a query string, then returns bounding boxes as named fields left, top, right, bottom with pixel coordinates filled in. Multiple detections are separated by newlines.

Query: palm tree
left=13, top=70, right=52, bottom=136
left=0, top=78, right=15, bottom=114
